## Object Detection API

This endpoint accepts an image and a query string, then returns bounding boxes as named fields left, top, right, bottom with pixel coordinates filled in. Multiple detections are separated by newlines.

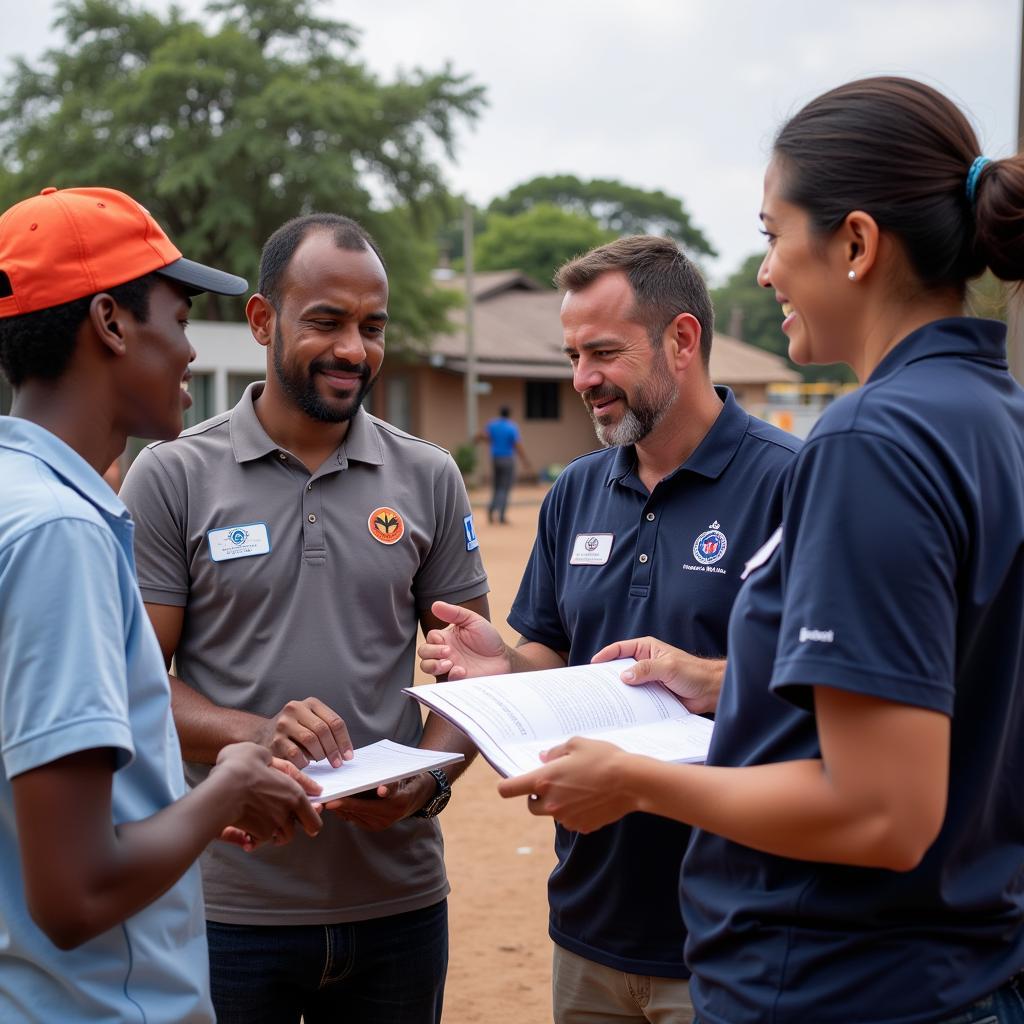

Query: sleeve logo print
left=368, top=506, right=405, bottom=545
left=799, top=627, right=835, bottom=643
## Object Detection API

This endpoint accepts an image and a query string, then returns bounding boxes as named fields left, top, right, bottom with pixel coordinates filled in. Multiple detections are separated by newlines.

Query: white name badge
left=570, top=533, right=614, bottom=565
left=740, top=525, right=782, bottom=580
left=208, top=523, right=272, bottom=562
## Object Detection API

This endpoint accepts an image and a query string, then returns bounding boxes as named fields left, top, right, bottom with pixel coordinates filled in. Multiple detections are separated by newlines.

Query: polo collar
left=0, top=416, right=129, bottom=522
left=868, top=317, right=1007, bottom=385
left=604, top=385, right=749, bottom=487
left=229, top=381, right=384, bottom=467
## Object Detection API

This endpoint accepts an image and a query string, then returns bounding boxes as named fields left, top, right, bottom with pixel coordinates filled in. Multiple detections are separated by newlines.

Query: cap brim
left=156, top=257, right=248, bottom=297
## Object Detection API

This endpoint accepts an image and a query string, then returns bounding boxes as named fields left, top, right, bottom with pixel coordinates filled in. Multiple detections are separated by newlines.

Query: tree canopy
left=473, top=204, right=615, bottom=287
left=488, top=174, right=715, bottom=259
left=0, top=0, right=485, bottom=341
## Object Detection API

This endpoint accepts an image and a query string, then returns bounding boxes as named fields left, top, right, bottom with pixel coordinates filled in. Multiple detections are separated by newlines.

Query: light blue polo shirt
left=0, top=417, right=213, bottom=1023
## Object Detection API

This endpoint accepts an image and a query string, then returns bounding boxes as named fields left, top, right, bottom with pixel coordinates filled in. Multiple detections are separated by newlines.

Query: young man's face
left=268, top=233, right=389, bottom=423
left=118, top=278, right=196, bottom=439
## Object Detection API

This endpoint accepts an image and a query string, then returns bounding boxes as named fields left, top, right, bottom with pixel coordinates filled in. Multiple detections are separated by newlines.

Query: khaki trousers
left=552, top=944, right=694, bottom=1024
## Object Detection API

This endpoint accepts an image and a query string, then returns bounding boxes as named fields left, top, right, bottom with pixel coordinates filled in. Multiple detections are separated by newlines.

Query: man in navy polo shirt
left=419, top=235, right=800, bottom=1023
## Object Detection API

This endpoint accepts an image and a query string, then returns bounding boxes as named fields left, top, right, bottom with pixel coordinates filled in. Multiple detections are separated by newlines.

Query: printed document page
left=405, top=659, right=713, bottom=777
left=300, top=739, right=464, bottom=801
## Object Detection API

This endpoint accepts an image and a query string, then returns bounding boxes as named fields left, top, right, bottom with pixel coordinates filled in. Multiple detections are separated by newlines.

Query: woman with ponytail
left=500, top=77, right=1024, bottom=1023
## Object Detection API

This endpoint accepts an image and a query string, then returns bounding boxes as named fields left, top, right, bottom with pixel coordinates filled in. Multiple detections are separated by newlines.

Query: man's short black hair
left=258, top=214, right=385, bottom=309
left=0, top=273, right=156, bottom=388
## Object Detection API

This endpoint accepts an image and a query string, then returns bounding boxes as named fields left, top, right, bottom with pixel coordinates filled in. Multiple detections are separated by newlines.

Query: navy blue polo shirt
left=509, top=387, right=800, bottom=977
left=684, top=319, right=1024, bottom=1024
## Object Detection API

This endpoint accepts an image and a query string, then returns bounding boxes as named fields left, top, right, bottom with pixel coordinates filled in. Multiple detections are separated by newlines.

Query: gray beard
left=592, top=375, right=678, bottom=447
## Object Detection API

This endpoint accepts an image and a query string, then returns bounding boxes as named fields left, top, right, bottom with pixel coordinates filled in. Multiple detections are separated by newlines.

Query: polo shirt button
left=646, top=512, right=655, bottom=521
left=306, top=483, right=312, bottom=491
left=639, top=553, right=649, bottom=563
left=308, top=513, right=317, bottom=523
left=278, top=452, right=287, bottom=461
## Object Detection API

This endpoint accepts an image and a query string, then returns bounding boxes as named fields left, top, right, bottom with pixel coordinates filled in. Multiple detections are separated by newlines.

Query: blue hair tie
left=966, top=155, right=991, bottom=205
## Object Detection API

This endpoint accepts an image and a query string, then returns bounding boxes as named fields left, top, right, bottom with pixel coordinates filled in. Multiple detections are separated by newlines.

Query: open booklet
left=403, top=659, right=713, bottom=778
left=300, top=739, right=464, bottom=802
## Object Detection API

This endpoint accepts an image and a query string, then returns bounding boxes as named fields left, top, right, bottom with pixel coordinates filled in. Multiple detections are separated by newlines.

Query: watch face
left=416, top=769, right=452, bottom=818
left=425, top=788, right=451, bottom=817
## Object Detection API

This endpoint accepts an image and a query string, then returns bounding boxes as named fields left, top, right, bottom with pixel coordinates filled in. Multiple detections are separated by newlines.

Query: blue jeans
left=206, top=899, right=448, bottom=1024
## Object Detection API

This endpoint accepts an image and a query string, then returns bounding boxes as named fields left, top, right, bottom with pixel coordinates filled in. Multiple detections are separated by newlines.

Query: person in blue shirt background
left=500, top=77, right=1024, bottom=1024
left=477, top=405, right=531, bottom=523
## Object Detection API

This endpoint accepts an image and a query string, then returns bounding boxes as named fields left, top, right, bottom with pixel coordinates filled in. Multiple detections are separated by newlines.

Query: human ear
left=841, top=211, right=880, bottom=280
left=246, top=293, right=275, bottom=348
left=89, top=294, right=128, bottom=357
left=667, top=311, right=702, bottom=372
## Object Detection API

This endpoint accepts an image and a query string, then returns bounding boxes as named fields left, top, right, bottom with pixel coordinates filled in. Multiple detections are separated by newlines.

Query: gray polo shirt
left=120, top=383, right=489, bottom=926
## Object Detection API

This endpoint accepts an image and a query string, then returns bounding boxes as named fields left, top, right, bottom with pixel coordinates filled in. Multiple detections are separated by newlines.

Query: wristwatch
left=413, top=767, right=452, bottom=818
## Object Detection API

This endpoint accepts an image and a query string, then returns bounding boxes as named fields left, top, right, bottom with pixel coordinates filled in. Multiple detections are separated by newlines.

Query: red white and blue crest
left=692, top=520, right=728, bottom=565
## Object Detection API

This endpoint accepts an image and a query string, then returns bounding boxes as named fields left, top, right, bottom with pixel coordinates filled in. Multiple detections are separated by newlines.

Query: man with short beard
left=418, top=235, right=800, bottom=1024
left=120, top=213, right=489, bottom=1024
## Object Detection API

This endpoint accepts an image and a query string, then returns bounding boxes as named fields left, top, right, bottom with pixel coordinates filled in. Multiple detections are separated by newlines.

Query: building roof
left=430, top=271, right=801, bottom=385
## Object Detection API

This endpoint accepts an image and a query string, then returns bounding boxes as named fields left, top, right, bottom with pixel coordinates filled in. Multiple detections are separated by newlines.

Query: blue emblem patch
left=692, top=521, right=727, bottom=565
left=463, top=513, right=479, bottom=552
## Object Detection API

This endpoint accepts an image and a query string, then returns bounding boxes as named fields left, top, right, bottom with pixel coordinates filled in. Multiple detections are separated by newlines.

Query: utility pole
left=463, top=200, right=479, bottom=455
left=1007, top=1, right=1024, bottom=383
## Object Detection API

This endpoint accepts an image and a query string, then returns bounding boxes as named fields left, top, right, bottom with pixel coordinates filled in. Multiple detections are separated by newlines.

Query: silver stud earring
left=848, top=270, right=857, bottom=281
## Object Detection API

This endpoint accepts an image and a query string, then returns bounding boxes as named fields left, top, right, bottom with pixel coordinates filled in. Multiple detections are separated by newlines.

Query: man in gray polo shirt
left=120, top=213, right=489, bottom=1024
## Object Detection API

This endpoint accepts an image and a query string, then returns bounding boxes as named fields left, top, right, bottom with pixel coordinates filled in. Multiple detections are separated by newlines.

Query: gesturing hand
left=591, top=636, right=723, bottom=714
left=418, top=600, right=511, bottom=680
left=254, top=697, right=354, bottom=769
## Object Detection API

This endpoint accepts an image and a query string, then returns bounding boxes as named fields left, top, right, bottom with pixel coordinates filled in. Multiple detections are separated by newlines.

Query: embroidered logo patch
left=463, top=513, right=479, bottom=551
left=368, top=507, right=405, bottom=545
left=692, top=520, right=727, bottom=565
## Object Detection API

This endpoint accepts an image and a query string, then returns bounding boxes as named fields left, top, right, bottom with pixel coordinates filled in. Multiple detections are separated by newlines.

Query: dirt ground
left=418, top=483, right=558, bottom=1024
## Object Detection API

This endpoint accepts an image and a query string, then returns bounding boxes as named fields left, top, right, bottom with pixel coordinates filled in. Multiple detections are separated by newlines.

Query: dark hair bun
left=973, top=156, right=1024, bottom=283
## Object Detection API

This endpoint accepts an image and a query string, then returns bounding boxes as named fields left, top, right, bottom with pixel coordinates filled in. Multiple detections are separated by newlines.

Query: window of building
left=525, top=380, right=559, bottom=420
left=385, top=376, right=412, bottom=432
left=182, top=372, right=213, bottom=430
left=228, top=372, right=263, bottom=408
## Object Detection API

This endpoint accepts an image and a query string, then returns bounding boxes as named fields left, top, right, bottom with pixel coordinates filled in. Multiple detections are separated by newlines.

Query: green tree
left=711, top=253, right=853, bottom=383
left=0, top=0, right=485, bottom=343
left=473, top=204, right=615, bottom=287
left=488, top=174, right=716, bottom=259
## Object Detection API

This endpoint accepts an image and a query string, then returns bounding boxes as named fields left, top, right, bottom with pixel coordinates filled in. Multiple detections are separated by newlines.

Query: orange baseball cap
left=0, top=186, right=247, bottom=319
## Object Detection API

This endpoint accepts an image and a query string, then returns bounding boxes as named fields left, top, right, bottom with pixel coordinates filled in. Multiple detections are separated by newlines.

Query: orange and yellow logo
left=368, top=506, right=405, bottom=545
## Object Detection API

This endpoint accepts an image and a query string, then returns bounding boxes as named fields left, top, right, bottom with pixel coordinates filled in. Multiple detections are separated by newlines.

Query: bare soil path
left=421, top=484, right=556, bottom=1024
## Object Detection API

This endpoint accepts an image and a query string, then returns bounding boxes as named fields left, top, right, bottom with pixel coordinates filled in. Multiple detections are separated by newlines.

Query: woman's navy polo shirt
left=509, top=387, right=800, bottom=977
left=684, top=319, right=1024, bottom=1023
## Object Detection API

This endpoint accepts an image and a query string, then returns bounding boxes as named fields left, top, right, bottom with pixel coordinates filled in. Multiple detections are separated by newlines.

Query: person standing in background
left=478, top=405, right=531, bottom=523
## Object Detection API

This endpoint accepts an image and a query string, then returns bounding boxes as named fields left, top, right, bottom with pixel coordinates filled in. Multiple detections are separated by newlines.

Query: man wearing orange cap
left=0, top=186, right=325, bottom=1023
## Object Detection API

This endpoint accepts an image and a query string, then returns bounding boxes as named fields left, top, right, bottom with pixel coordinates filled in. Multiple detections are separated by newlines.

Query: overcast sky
left=0, top=0, right=1019, bottom=282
